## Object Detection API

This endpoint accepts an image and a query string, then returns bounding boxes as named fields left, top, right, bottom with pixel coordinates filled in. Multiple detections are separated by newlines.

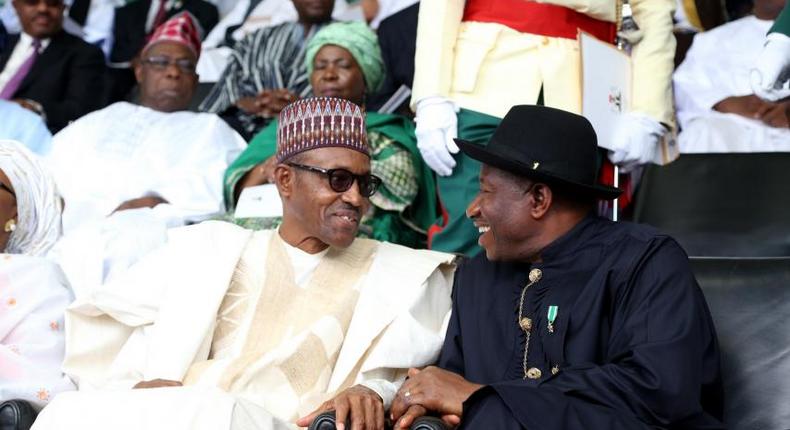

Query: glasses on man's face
left=287, top=162, right=381, bottom=197
left=141, top=56, right=196, bottom=74
left=20, top=0, right=62, bottom=7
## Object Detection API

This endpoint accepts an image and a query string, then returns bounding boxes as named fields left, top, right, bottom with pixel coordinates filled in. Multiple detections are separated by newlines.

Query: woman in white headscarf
left=0, top=139, right=75, bottom=411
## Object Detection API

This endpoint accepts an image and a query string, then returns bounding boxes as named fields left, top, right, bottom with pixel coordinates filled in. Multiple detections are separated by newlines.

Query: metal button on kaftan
left=519, top=317, right=533, bottom=332
left=526, top=367, right=542, bottom=379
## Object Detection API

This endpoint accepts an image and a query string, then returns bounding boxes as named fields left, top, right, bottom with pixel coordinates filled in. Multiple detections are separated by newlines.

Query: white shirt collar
left=20, top=31, right=52, bottom=51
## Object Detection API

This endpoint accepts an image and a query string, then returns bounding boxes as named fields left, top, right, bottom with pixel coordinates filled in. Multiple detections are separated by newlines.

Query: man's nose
left=341, top=180, right=365, bottom=208
left=466, top=194, right=482, bottom=219
left=164, top=62, right=182, bottom=78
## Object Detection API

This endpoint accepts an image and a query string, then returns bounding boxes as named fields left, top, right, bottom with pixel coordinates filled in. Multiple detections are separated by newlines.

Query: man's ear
left=529, top=183, right=553, bottom=220
left=273, top=164, right=294, bottom=198
left=133, top=56, right=144, bottom=85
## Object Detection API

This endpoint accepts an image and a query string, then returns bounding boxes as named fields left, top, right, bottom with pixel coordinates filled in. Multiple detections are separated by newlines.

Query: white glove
left=415, top=97, right=459, bottom=177
left=608, top=113, right=666, bottom=172
left=750, top=32, right=790, bottom=102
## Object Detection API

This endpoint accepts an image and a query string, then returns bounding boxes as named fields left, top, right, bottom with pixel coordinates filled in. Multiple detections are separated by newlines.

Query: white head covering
left=0, top=140, right=63, bottom=256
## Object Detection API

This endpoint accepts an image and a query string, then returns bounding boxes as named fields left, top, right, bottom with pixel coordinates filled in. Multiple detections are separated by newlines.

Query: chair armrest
left=410, top=416, right=450, bottom=430
left=307, top=411, right=450, bottom=430
left=0, top=399, right=38, bottom=430
left=308, top=411, right=339, bottom=430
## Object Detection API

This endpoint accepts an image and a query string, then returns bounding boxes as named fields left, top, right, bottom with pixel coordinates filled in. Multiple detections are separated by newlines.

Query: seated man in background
left=197, top=0, right=365, bottom=83
left=46, top=12, right=245, bottom=234
left=0, top=99, right=52, bottom=155
left=674, top=0, right=789, bottom=153
left=199, top=0, right=334, bottom=139
left=33, top=97, right=455, bottom=430
left=225, top=22, right=436, bottom=248
left=0, top=0, right=105, bottom=133
left=390, top=106, right=723, bottom=430
left=106, top=0, right=218, bottom=102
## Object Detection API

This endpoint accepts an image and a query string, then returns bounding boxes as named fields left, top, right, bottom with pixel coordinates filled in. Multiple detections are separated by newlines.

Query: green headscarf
left=305, top=21, right=385, bottom=94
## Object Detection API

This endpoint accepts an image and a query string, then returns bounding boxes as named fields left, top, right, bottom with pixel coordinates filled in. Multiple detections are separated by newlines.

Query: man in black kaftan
left=390, top=105, right=724, bottom=430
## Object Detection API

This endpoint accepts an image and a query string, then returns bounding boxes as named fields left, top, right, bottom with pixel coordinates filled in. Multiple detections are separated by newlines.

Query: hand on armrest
left=297, top=384, right=385, bottom=430
left=390, top=367, right=481, bottom=429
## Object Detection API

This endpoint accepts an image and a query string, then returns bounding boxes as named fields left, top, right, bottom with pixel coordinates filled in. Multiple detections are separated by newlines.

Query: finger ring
left=404, top=391, right=411, bottom=398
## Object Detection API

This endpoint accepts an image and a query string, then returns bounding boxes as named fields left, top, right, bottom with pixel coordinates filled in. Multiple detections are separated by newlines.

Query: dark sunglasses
left=141, top=55, right=196, bottom=73
left=19, top=0, right=63, bottom=7
left=287, top=162, right=381, bottom=197
left=0, top=182, right=15, bottom=198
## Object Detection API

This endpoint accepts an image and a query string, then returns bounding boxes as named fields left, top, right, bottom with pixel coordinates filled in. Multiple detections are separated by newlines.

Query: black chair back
left=633, top=154, right=790, bottom=257
left=692, top=257, right=790, bottom=429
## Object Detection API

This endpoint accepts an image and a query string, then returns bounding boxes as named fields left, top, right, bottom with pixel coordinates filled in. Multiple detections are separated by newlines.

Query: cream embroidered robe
left=33, top=222, right=455, bottom=430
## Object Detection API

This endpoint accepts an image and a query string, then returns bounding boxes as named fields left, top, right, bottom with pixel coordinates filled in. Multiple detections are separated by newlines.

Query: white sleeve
left=673, top=32, right=734, bottom=128
left=148, top=116, right=246, bottom=220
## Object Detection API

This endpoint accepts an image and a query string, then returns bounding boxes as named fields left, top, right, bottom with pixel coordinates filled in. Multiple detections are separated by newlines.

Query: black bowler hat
left=455, top=105, right=622, bottom=200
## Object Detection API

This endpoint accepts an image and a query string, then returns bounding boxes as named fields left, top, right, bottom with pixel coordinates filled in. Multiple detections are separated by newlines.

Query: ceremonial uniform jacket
left=439, top=215, right=724, bottom=429
left=411, top=0, right=676, bottom=129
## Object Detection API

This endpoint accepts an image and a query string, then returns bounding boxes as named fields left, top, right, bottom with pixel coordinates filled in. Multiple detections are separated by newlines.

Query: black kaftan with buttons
left=438, top=215, right=724, bottom=429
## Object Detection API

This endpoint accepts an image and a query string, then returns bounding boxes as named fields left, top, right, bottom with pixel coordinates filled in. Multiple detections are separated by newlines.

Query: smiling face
left=466, top=165, right=547, bottom=262
left=311, top=44, right=366, bottom=106
left=0, top=169, right=18, bottom=252
left=13, top=0, right=64, bottom=39
left=276, top=146, right=371, bottom=252
left=292, top=0, right=334, bottom=24
left=134, top=41, right=198, bottom=113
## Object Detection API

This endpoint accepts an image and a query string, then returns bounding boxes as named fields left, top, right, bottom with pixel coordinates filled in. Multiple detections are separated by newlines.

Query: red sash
left=463, top=0, right=616, bottom=43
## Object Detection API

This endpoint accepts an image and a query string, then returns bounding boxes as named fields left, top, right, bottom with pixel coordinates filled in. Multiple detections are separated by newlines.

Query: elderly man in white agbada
left=0, top=139, right=75, bottom=410
left=32, top=97, right=455, bottom=430
left=45, top=13, right=245, bottom=234
left=674, top=0, right=790, bottom=153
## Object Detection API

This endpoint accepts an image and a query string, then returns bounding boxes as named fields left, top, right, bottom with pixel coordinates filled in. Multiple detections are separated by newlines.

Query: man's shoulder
left=592, top=218, right=683, bottom=258
left=355, top=239, right=456, bottom=290
left=115, top=0, right=150, bottom=16
left=241, top=21, right=298, bottom=45
left=372, top=239, right=456, bottom=267
left=53, top=30, right=105, bottom=58
left=57, top=101, right=125, bottom=128
left=691, top=16, right=754, bottom=46
left=169, top=220, right=258, bottom=241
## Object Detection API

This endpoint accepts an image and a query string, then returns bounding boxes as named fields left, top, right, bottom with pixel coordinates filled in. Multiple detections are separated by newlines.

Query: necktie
left=0, top=39, right=41, bottom=100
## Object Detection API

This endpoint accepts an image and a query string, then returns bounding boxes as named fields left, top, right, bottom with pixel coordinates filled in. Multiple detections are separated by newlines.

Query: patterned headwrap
left=0, top=140, right=62, bottom=256
left=143, top=12, right=203, bottom=59
left=305, top=21, right=385, bottom=94
left=276, top=97, right=369, bottom=163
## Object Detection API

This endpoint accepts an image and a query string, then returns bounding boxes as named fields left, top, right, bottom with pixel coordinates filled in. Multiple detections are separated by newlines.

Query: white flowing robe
left=46, top=102, right=246, bottom=233
left=674, top=16, right=790, bottom=153
left=0, top=254, right=75, bottom=409
left=33, top=222, right=455, bottom=430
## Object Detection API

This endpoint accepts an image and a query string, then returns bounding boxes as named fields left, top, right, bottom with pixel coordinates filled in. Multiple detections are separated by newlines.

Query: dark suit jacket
left=0, top=30, right=107, bottom=133
left=368, top=2, right=418, bottom=113
left=0, top=21, right=7, bottom=54
left=110, top=0, right=218, bottom=63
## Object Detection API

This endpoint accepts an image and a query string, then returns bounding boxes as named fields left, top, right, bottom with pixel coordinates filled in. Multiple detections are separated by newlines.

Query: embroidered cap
left=142, top=12, right=203, bottom=59
left=276, top=97, right=369, bottom=163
